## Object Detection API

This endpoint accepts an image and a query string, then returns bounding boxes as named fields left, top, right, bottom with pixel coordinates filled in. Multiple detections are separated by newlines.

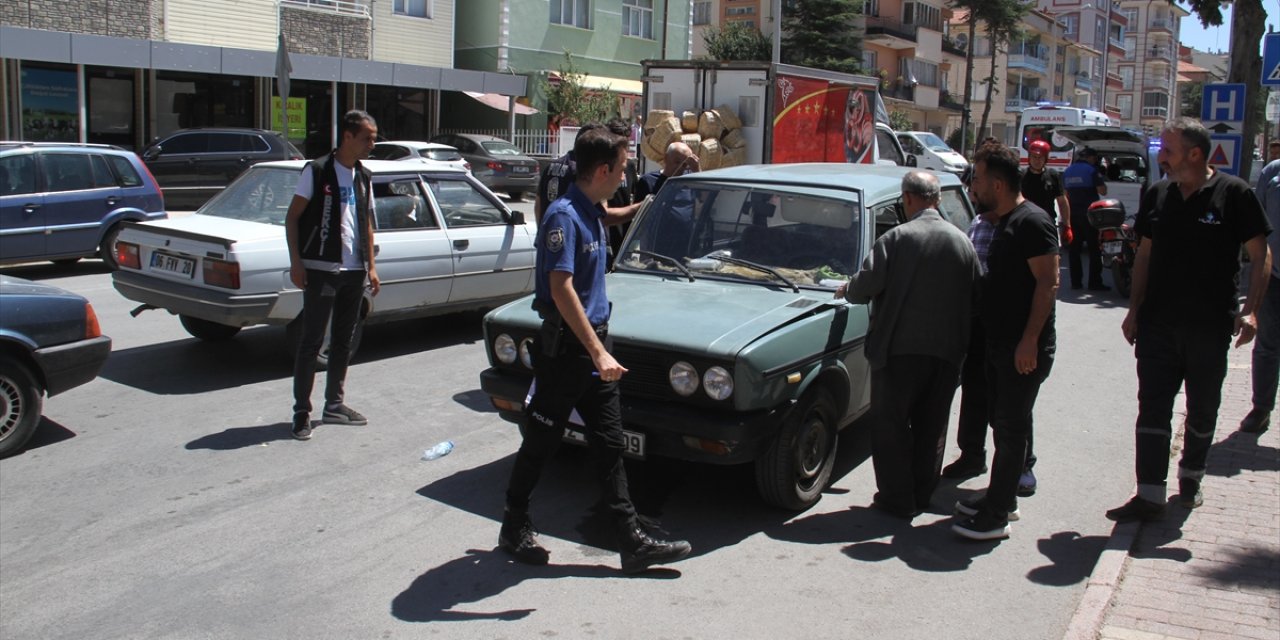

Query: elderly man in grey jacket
left=837, top=171, right=982, bottom=519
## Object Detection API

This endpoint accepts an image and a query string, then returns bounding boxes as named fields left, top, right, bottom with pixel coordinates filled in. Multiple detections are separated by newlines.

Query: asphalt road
left=0, top=218, right=1160, bottom=639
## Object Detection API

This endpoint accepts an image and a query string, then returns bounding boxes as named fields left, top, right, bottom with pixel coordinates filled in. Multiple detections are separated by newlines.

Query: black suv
left=142, top=128, right=302, bottom=209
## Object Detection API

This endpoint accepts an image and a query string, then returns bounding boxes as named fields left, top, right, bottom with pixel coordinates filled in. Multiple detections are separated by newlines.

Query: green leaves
left=703, top=22, right=772, bottom=61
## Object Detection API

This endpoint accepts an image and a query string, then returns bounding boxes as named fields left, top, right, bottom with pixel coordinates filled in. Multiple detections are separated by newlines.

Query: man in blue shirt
left=1062, top=147, right=1109, bottom=291
left=500, top=127, right=691, bottom=574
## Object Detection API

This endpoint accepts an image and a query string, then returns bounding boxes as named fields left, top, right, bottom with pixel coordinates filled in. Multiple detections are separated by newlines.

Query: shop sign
left=271, top=97, right=307, bottom=140
left=21, top=67, right=79, bottom=142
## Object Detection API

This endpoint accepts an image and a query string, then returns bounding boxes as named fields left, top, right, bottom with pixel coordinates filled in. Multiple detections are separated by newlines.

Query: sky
left=1175, top=2, right=1279, bottom=56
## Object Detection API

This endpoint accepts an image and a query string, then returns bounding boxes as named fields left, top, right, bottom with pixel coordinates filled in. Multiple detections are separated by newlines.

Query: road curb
left=1061, top=520, right=1139, bottom=640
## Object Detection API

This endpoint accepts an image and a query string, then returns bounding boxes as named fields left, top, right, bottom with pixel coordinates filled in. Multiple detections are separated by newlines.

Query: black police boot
left=618, top=524, right=691, bottom=574
left=498, top=508, right=550, bottom=565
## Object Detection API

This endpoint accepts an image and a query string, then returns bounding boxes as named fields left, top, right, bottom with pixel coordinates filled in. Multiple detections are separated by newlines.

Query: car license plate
left=150, top=251, right=195, bottom=278
left=512, top=166, right=531, bottom=174
left=525, top=380, right=646, bottom=458
left=1102, top=241, right=1123, bottom=255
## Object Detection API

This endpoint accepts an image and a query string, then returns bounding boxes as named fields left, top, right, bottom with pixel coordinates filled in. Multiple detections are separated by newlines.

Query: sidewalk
left=1064, top=343, right=1280, bottom=640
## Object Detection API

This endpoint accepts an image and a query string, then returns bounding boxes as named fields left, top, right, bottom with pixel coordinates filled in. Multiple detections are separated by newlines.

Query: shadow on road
left=99, top=313, right=485, bottom=395
left=0, top=260, right=113, bottom=281
left=185, top=422, right=295, bottom=450
left=1026, top=531, right=1109, bottom=586
left=390, top=548, right=677, bottom=623
left=8, top=416, right=78, bottom=457
left=1206, top=430, right=1280, bottom=478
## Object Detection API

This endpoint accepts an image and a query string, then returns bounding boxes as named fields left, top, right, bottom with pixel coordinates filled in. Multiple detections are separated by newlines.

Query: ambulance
left=1016, top=104, right=1115, bottom=168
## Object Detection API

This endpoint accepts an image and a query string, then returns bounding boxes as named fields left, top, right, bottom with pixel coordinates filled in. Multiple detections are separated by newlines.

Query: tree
left=541, top=51, right=619, bottom=126
left=781, top=0, right=865, bottom=75
left=949, top=0, right=1026, bottom=152
left=975, top=0, right=1028, bottom=140
left=889, top=109, right=913, bottom=131
left=1181, top=79, right=1205, bottom=118
left=1183, top=0, right=1267, bottom=176
left=703, top=22, right=771, bottom=61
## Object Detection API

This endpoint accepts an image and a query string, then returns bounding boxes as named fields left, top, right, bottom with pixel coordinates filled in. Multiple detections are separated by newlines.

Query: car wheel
left=508, top=191, right=524, bottom=202
left=99, top=223, right=124, bottom=270
left=755, top=387, right=839, bottom=510
left=0, top=358, right=44, bottom=458
left=179, top=315, right=242, bottom=341
left=286, top=313, right=365, bottom=372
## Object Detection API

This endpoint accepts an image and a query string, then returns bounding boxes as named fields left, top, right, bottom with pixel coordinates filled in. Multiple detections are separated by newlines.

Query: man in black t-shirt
left=951, top=141, right=1060, bottom=542
left=1020, top=140, right=1070, bottom=241
left=1106, top=118, right=1274, bottom=523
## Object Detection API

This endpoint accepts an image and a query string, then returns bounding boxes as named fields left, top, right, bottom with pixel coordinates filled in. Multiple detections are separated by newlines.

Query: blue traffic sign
left=1202, top=84, right=1247, bottom=125
left=1264, top=33, right=1280, bottom=86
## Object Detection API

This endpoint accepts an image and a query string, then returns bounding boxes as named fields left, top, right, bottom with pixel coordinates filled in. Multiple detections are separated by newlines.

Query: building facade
left=1111, top=0, right=1188, bottom=133
left=861, top=0, right=950, bottom=133
left=1, top=0, right=524, bottom=156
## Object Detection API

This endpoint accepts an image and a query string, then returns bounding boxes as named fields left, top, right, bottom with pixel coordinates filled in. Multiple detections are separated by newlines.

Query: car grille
left=613, top=343, right=730, bottom=407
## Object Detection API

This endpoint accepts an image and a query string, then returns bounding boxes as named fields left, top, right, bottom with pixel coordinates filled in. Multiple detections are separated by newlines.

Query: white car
left=370, top=140, right=471, bottom=173
left=112, top=160, right=535, bottom=361
left=896, top=131, right=969, bottom=175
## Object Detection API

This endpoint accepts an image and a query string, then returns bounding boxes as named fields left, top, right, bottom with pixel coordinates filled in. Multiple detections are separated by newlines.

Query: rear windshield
left=480, top=141, right=522, bottom=156
left=199, top=167, right=299, bottom=224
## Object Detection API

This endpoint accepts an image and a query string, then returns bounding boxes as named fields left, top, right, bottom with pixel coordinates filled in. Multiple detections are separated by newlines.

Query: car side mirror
left=508, top=210, right=525, bottom=225
left=143, top=146, right=160, bottom=161
left=906, top=154, right=918, bottom=167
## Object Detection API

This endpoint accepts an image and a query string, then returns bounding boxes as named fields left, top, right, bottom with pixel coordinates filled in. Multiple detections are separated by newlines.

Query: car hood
left=934, top=150, right=969, bottom=165
left=0, top=275, right=79, bottom=299
left=137, top=214, right=284, bottom=244
left=490, top=273, right=844, bottom=359
left=1052, top=126, right=1146, bottom=155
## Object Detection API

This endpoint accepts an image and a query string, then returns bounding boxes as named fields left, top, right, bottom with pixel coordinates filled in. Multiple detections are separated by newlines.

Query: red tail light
left=486, top=161, right=504, bottom=171
left=1099, top=229, right=1118, bottom=241
left=84, top=302, right=102, bottom=339
left=135, top=153, right=164, bottom=206
left=203, top=258, right=240, bottom=289
left=117, top=241, right=141, bottom=269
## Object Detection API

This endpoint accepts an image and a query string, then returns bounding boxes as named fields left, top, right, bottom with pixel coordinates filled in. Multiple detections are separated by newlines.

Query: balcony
left=1008, top=53, right=1050, bottom=75
left=1143, top=71, right=1173, bottom=89
left=1005, top=94, right=1046, bottom=112
left=865, top=16, right=919, bottom=47
left=883, top=83, right=916, bottom=101
left=1106, top=71, right=1123, bottom=89
left=941, top=36, right=967, bottom=57
left=1147, top=46, right=1173, bottom=64
left=1074, top=72, right=1094, bottom=90
left=1148, top=17, right=1173, bottom=33
left=940, top=91, right=964, bottom=112
left=1141, top=106, right=1169, bottom=118
left=279, top=0, right=370, bottom=17
left=1109, top=37, right=1127, bottom=56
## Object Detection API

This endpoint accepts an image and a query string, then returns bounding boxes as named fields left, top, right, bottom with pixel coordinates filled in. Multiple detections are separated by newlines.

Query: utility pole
left=772, top=0, right=782, bottom=64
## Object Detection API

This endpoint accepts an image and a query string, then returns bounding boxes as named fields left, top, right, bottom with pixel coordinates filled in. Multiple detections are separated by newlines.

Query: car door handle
left=453, top=239, right=470, bottom=250
left=106, top=196, right=121, bottom=206
left=238, top=157, right=249, bottom=164
left=23, top=203, right=40, bottom=214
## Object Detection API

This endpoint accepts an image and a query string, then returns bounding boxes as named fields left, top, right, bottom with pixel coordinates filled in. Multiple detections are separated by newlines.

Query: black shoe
left=954, top=497, right=1020, bottom=521
left=323, top=404, right=368, bottom=425
left=1088, top=283, right=1111, bottom=292
left=291, top=411, right=312, bottom=440
left=952, top=510, right=1011, bottom=541
left=871, top=492, right=922, bottom=519
left=498, top=510, right=550, bottom=565
left=1017, top=468, right=1037, bottom=497
left=620, top=526, right=691, bottom=574
left=1105, top=496, right=1166, bottom=523
left=1240, top=408, right=1272, bottom=434
left=941, top=454, right=988, bottom=479
left=1178, top=478, right=1203, bottom=509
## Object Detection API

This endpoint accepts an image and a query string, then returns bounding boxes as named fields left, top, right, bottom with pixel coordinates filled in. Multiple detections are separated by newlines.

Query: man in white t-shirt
left=284, top=110, right=380, bottom=441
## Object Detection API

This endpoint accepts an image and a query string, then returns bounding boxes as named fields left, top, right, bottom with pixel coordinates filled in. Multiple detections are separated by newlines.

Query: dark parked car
left=142, top=127, right=302, bottom=209
left=0, top=275, right=112, bottom=457
left=0, top=142, right=166, bottom=268
left=429, top=133, right=538, bottom=200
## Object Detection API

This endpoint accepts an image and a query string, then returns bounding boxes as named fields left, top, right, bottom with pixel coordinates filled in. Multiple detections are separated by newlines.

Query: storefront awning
left=547, top=72, right=643, bottom=96
left=463, top=91, right=539, bottom=115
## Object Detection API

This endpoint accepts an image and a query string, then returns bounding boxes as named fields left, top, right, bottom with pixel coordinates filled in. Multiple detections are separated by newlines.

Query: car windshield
left=199, top=166, right=299, bottom=224
left=481, top=141, right=523, bottom=156
left=422, top=148, right=462, bottom=161
left=918, top=132, right=953, bottom=153
left=616, top=181, right=863, bottom=289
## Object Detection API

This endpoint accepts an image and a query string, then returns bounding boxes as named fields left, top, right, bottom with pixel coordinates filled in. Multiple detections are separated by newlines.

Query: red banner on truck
left=771, top=74, right=878, bottom=164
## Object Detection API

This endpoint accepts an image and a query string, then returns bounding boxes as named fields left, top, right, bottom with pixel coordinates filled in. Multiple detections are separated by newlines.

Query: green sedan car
left=480, top=164, right=975, bottom=510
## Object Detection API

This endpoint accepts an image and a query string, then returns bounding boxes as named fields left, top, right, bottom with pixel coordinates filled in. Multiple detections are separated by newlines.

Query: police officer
left=499, top=126, right=692, bottom=574
left=1062, top=146, right=1109, bottom=290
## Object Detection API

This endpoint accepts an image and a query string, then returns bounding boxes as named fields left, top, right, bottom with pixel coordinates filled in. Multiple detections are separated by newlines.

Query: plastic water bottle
left=421, top=440, right=454, bottom=461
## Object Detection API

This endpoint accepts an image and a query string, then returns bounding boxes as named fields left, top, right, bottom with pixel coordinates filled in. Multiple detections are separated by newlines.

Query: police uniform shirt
left=1062, top=159, right=1105, bottom=215
left=1136, top=172, right=1273, bottom=325
left=535, top=183, right=611, bottom=327
left=982, top=201, right=1059, bottom=349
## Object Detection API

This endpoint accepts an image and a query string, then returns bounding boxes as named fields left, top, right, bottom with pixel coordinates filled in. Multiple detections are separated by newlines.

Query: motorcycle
left=1087, top=199, right=1137, bottom=298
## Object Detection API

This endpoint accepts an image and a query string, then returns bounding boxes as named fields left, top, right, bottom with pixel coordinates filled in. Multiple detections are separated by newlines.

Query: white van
left=1017, top=105, right=1115, bottom=169
left=896, top=131, right=968, bottom=175
left=1052, top=126, right=1161, bottom=221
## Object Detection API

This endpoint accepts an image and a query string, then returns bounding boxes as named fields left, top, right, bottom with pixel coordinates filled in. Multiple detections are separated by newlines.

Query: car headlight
left=669, top=361, right=699, bottom=397
left=703, top=366, right=734, bottom=400
left=518, top=337, right=534, bottom=369
left=494, top=333, right=517, bottom=364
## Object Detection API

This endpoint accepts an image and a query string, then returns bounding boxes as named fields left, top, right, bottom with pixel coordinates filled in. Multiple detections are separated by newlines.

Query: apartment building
left=861, top=0, right=950, bottom=133
left=453, top=0, right=694, bottom=131
left=1111, top=0, right=1188, bottom=133
left=1, top=0, right=523, bottom=155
